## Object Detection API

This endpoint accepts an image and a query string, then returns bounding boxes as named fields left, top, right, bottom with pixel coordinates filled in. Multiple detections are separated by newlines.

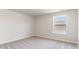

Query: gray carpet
left=0, top=36, right=78, bottom=49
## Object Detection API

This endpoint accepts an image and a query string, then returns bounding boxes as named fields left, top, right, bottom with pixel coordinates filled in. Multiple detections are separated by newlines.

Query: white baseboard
left=36, top=35, right=77, bottom=44
left=0, top=35, right=77, bottom=45
left=0, top=35, right=33, bottom=45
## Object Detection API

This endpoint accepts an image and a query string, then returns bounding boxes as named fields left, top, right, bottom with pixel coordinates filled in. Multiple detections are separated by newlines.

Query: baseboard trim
left=0, top=35, right=77, bottom=45
left=35, top=35, right=77, bottom=45
left=0, top=35, right=33, bottom=45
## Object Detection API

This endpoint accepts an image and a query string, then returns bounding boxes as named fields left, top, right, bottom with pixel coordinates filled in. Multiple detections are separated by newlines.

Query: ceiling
left=10, top=9, right=67, bottom=16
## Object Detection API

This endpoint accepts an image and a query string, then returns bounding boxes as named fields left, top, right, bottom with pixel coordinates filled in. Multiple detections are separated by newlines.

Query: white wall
left=35, top=10, right=78, bottom=44
left=78, top=10, right=79, bottom=48
left=0, top=10, right=34, bottom=44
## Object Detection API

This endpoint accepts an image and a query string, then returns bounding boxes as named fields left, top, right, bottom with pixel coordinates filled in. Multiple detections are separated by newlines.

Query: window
left=53, top=15, right=67, bottom=35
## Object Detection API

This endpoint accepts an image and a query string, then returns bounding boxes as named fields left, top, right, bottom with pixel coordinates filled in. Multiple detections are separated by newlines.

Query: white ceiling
left=10, top=9, right=67, bottom=16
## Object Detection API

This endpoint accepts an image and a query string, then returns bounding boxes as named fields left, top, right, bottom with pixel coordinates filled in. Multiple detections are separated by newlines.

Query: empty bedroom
left=0, top=9, right=78, bottom=49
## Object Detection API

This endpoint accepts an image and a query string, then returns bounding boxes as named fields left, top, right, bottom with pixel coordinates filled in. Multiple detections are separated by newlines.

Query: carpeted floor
left=0, top=36, right=78, bottom=49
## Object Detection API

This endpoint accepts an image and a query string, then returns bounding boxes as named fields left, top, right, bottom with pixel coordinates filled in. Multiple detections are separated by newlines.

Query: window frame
left=52, top=15, right=67, bottom=35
